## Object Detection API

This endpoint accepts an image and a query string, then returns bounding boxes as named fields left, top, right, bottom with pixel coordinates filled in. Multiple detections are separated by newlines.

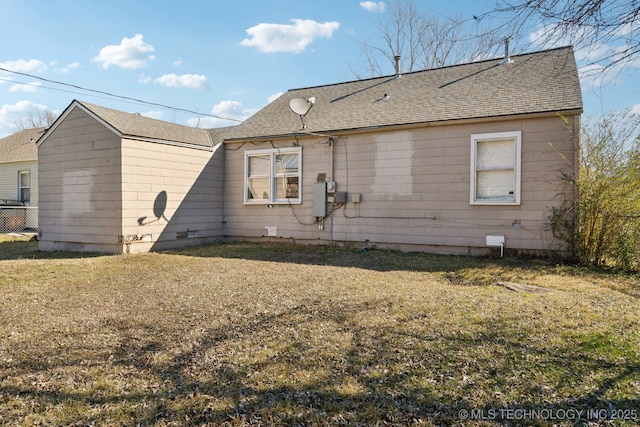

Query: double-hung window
left=470, top=131, right=521, bottom=205
left=18, top=170, right=31, bottom=204
left=245, top=147, right=301, bottom=204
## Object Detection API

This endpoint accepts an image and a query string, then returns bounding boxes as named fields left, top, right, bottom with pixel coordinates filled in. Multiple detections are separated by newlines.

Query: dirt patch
left=497, top=281, right=554, bottom=294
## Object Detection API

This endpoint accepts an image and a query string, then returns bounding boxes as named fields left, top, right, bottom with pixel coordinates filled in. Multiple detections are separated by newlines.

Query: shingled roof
left=45, top=100, right=213, bottom=148
left=216, top=46, right=582, bottom=141
left=0, top=127, right=44, bottom=163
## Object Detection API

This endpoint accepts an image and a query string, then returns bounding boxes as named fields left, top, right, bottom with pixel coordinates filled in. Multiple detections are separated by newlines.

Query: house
left=37, top=46, right=582, bottom=255
left=0, top=127, right=43, bottom=232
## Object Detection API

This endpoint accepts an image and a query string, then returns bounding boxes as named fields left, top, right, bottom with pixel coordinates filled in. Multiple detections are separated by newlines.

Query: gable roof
left=0, top=127, right=44, bottom=163
left=217, top=46, right=582, bottom=141
left=40, top=100, right=213, bottom=149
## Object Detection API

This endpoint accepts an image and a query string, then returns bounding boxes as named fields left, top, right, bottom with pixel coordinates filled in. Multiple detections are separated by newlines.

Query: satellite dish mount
left=289, top=97, right=316, bottom=129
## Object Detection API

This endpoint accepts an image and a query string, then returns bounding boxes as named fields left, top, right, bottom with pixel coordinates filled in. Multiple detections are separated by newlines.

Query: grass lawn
left=1, top=235, right=639, bottom=426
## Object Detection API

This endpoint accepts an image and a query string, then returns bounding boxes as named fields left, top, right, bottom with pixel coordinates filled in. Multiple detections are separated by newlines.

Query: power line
left=0, top=77, right=154, bottom=106
left=0, top=67, right=341, bottom=140
left=0, top=67, right=243, bottom=123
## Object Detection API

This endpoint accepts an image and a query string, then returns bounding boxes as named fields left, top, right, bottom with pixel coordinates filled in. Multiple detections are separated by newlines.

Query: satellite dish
left=289, top=97, right=314, bottom=116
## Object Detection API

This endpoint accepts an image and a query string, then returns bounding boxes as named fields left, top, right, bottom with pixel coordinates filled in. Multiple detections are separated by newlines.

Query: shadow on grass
left=4, top=238, right=640, bottom=299
left=171, top=242, right=640, bottom=299
left=3, top=294, right=639, bottom=426
left=168, top=241, right=556, bottom=274
left=0, top=239, right=104, bottom=261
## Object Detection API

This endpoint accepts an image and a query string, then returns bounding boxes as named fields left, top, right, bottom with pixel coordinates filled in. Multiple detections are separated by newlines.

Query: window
left=470, top=131, right=521, bottom=205
left=18, top=170, right=31, bottom=204
left=245, top=147, right=301, bottom=204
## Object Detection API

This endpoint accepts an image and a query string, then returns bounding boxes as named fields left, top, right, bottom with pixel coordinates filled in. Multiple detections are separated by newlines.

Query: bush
left=552, top=109, right=640, bottom=270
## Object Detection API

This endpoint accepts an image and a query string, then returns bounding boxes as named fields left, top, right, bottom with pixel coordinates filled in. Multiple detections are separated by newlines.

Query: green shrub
left=552, top=109, right=640, bottom=271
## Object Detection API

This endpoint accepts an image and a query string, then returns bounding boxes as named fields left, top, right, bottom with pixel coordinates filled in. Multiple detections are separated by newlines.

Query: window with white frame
left=470, top=131, right=521, bottom=205
left=245, top=147, right=301, bottom=204
left=18, top=170, right=31, bottom=204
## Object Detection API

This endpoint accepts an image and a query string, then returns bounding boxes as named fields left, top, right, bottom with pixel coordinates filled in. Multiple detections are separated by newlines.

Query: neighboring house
left=37, top=46, right=582, bottom=255
left=0, top=127, right=44, bottom=232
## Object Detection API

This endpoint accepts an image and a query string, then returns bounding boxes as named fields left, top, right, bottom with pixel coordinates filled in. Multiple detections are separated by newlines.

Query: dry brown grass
left=1, top=239, right=640, bottom=426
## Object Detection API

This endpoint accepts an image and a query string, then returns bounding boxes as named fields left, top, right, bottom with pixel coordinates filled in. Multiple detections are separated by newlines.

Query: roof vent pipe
left=502, top=37, right=513, bottom=64
left=394, top=55, right=401, bottom=76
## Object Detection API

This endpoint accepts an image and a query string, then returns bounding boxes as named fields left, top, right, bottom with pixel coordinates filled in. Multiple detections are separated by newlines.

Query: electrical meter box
left=313, top=182, right=328, bottom=217
left=335, top=191, right=347, bottom=203
left=326, top=181, right=337, bottom=203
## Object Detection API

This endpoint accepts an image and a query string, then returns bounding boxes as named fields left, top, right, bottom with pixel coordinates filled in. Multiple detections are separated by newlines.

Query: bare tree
left=15, top=109, right=57, bottom=130
left=355, top=0, right=502, bottom=78
left=480, top=0, right=640, bottom=75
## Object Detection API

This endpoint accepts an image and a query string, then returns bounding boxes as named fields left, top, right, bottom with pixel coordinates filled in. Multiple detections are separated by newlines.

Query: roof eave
left=37, top=100, right=123, bottom=148
left=37, top=100, right=213, bottom=149
left=0, top=158, right=38, bottom=165
left=222, top=108, right=583, bottom=142
left=121, top=134, right=214, bottom=151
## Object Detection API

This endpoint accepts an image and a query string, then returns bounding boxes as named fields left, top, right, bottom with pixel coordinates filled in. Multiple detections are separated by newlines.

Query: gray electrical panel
left=313, top=182, right=328, bottom=217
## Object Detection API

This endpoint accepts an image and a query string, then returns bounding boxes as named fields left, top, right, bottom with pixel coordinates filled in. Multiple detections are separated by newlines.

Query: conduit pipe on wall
left=329, top=138, right=335, bottom=245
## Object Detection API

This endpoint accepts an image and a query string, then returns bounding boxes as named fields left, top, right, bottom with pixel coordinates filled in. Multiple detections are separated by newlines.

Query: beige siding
left=120, top=139, right=224, bottom=253
left=224, top=138, right=333, bottom=241
left=38, top=108, right=123, bottom=252
left=38, top=105, right=225, bottom=253
left=224, top=115, right=577, bottom=254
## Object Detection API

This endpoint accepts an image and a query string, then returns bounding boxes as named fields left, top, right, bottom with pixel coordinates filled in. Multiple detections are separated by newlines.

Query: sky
left=1, top=0, right=638, bottom=138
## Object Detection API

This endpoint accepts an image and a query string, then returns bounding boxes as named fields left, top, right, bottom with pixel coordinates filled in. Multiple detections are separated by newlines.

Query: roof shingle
left=217, top=46, right=582, bottom=141
left=75, top=101, right=213, bottom=148
left=0, top=128, right=44, bottom=163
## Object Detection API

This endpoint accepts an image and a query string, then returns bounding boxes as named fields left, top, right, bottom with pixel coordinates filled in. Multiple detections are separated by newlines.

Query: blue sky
left=1, top=0, right=638, bottom=137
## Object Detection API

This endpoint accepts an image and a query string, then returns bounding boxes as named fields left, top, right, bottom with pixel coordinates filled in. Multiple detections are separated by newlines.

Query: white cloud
left=579, top=43, right=612, bottom=63
left=188, top=100, right=257, bottom=128
left=9, top=82, right=42, bottom=93
left=360, top=1, right=386, bottom=13
left=0, top=100, right=49, bottom=137
left=173, top=58, right=183, bottom=67
left=92, top=34, right=155, bottom=69
left=528, top=24, right=640, bottom=92
left=212, top=100, right=251, bottom=116
left=56, top=62, right=81, bottom=74
left=576, top=44, right=639, bottom=89
left=153, top=73, right=208, bottom=89
left=140, top=110, right=164, bottom=120
left=611, top=44, right=640, bottom=69
left=138, top=74, right=152, bottom=84
left=241, top=19, right=340, bottom=53
left=615, top=20, right=640, bottom=37
left=267, top=92, right=284, bottom=104
left=0, top=59, right=46, bottom=73
left=529, top=23, right=640, bottom=69
left=579, top=63, right=619, bottom=88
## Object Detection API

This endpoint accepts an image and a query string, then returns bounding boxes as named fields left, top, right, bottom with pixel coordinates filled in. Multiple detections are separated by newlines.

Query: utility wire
left=1, top=67, right=343, bottom=140
left=0, top=67, right=243, bottom=123
left=0, top=77, right=163, bottom=107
